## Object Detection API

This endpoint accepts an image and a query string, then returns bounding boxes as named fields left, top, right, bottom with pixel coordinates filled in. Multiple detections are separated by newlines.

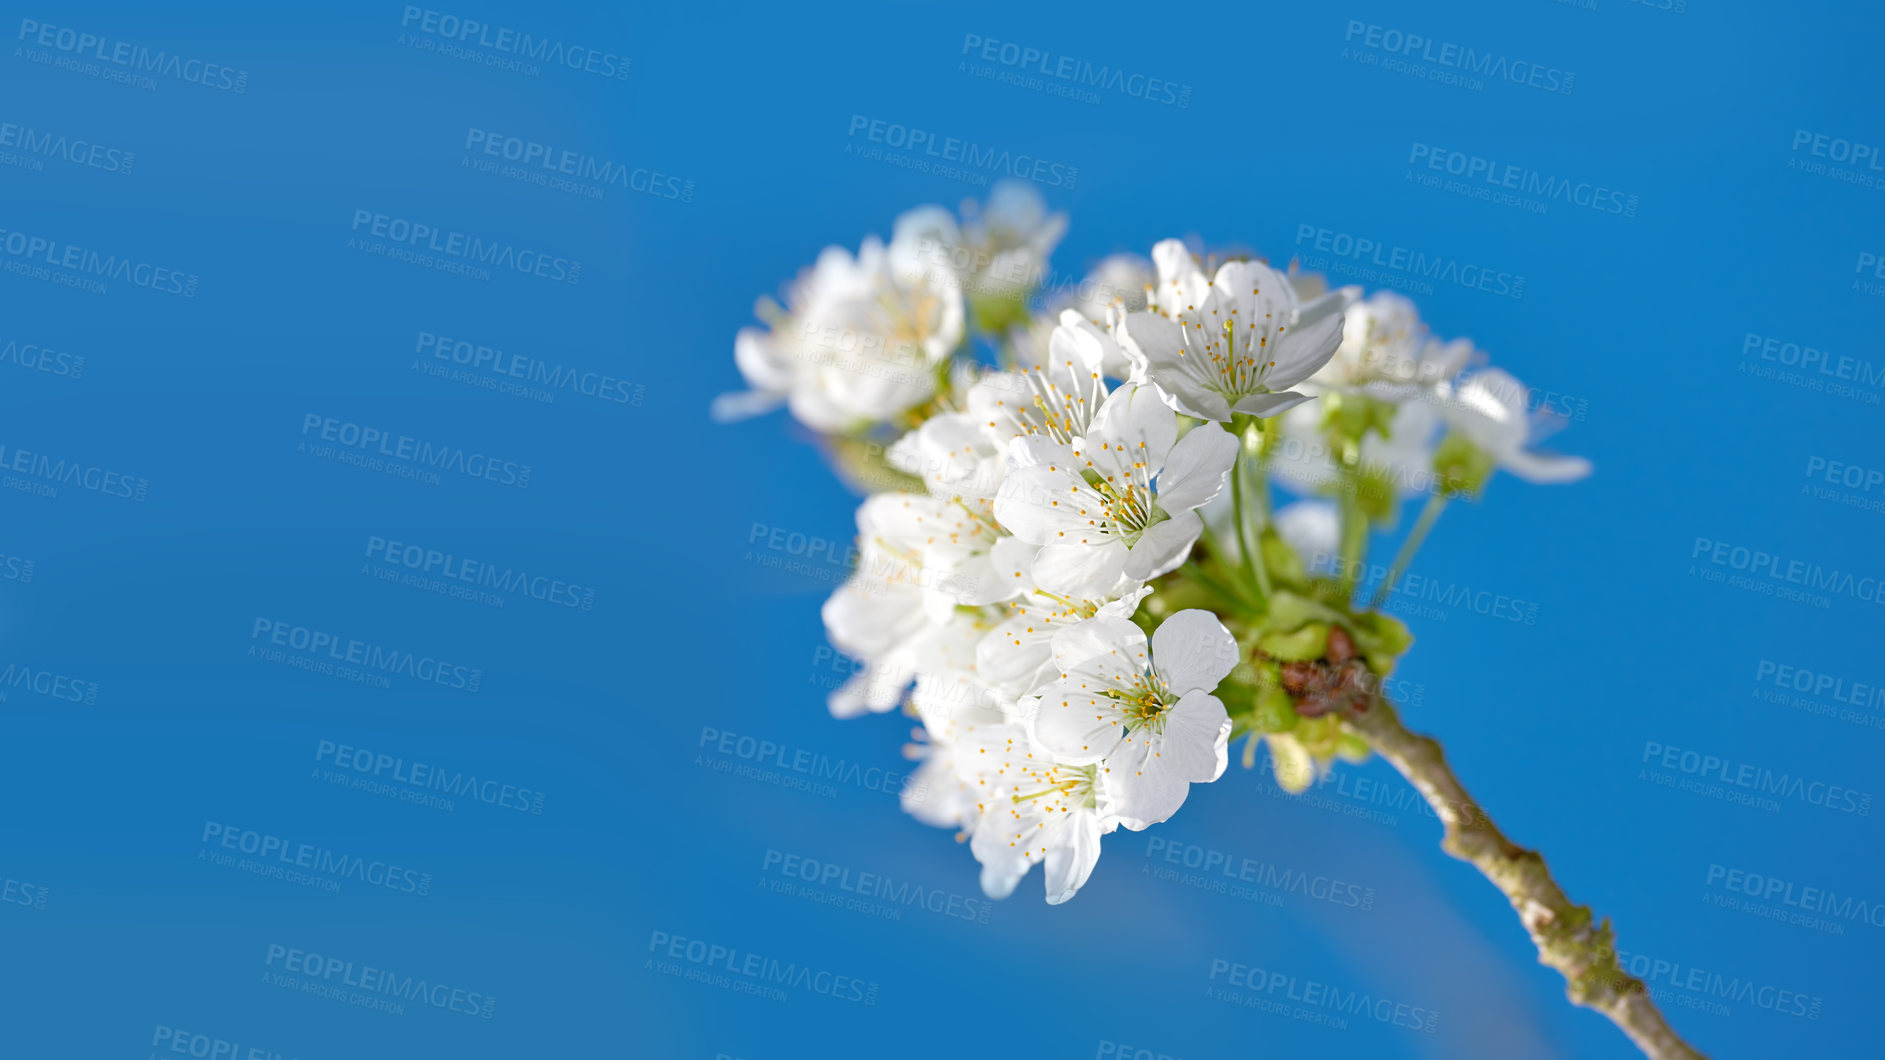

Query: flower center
left=1102, top=672, right=1175, bottom=731
left=1007, top=763, right=1099, bottom=814
left=1177, top=295, right=1285, bottom=399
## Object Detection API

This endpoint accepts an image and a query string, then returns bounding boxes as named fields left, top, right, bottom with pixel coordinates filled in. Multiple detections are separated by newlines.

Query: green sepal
left=1258, top=622, right=1328, bottom=661
left=1258, top=530, right=1307, bottom=588
left=1253, top=686, right=1300, bottom=733
left=1433, top=432, right=1495, bottom=498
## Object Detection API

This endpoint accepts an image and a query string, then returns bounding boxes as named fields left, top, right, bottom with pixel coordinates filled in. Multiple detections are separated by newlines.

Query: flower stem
left=1369, top=492, right=1448, bottom=610
left=1229, top=450, right=1267, bottom=603
left=1178, top=559, right=1258, bottom=617
left=1341, top=698, right=1708, bottom=1060
left=1337, top=475, right=1367, bottom=601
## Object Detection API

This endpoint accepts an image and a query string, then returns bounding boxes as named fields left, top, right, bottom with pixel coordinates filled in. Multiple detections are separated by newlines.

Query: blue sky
left=2, top=1, right=1881, bottom=1057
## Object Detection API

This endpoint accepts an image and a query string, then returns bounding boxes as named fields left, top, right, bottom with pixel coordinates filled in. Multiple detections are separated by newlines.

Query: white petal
left=1048, top=310, right=1112, bottom=378
left=1085, top=383, right=1177, bottom=485
left=1229, top=391, right=1314, bottom=419
left=975, top=615, right=1056, bottom=697
left=1030, top=541, right=1128, bottom=599
left=1042, top=809, right=1105, bottom=904
left=1267, top=735, right=1318, bottom=794
left=1150, top=610, right=1239, bottom=695
left=1104, top=692, right=1230, bottom=830
left=1123, top=311, right=1187, bottom=370
left=1445, top=369, right=1529, bottom=456
left=1274, top=501, right=1340, bottom=563
left=1267, top=305, right=1345, bottom=389
left=993, top=464, right=1089, bottom=544
left=1050, top=615, right=1148, bottom=676
left=902, top=752, right=971, bottom=829
left=987, top=535, right=1037, bottom=590
left=980, top=861, right=1024, bottom=901
left=1032, top=690, right=1125, bottom=764
left=708, top=389, right=784, bottom=423
left=1154, top=423, right=1238, bottom=513
left=1502, top=448, right=1593, bottom=484
left=827, top=661, right=911, bottom=718
left=1122, top=509, right=1202, bottom=582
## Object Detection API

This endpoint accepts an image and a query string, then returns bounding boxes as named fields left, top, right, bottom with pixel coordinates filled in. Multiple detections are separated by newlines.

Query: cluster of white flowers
left=720, top=183, right=1590, bottom=904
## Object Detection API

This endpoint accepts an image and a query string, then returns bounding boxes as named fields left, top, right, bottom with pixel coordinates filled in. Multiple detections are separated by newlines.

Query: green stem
left=1370, top=492, right=1449, bottom=610
left=1241, top=421, right=1274, bottom=600
left=1180, top=559, right=1259, bottom=617
left=1336, top=468, right=1368, bottom=601
left=1229, top=451, right=1265, bottom=603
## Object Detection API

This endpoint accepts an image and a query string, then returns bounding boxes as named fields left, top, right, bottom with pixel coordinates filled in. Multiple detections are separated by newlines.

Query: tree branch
left=1342, top=698, right=1707, bottom=1060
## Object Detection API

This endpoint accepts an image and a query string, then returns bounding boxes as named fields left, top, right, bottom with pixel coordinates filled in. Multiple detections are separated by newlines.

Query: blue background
left=3, top=1, right=1882, bottom=1057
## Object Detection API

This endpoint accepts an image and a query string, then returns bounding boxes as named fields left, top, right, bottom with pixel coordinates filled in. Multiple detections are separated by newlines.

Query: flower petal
left=1049, top=615, right=1148, bottom=679
left=1268, top=307, right=1345, bottom=389
left=1032, top=690, right=1125, bottom=764
left=1030, top=541, right=1128, bottom=598
left=1267, top=734, right=1317, bottom=794
left=1042, top=808, right=1105, bottom=905
left=1154, top=423, right=1238, bottom=513
left=993, top=463, right=1088, bottom=544
left=1150, top=610, right=1239, bottom=696
left=1122, top=509, right=1202, bottom=582
left=1084, top=383, right=1177, bottom=485
left=1103, top=692, right=1229, bottom=829
left=1229, top=391, right=1314, bottom=419
left=1502, top=448, right=1593, bottom=484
